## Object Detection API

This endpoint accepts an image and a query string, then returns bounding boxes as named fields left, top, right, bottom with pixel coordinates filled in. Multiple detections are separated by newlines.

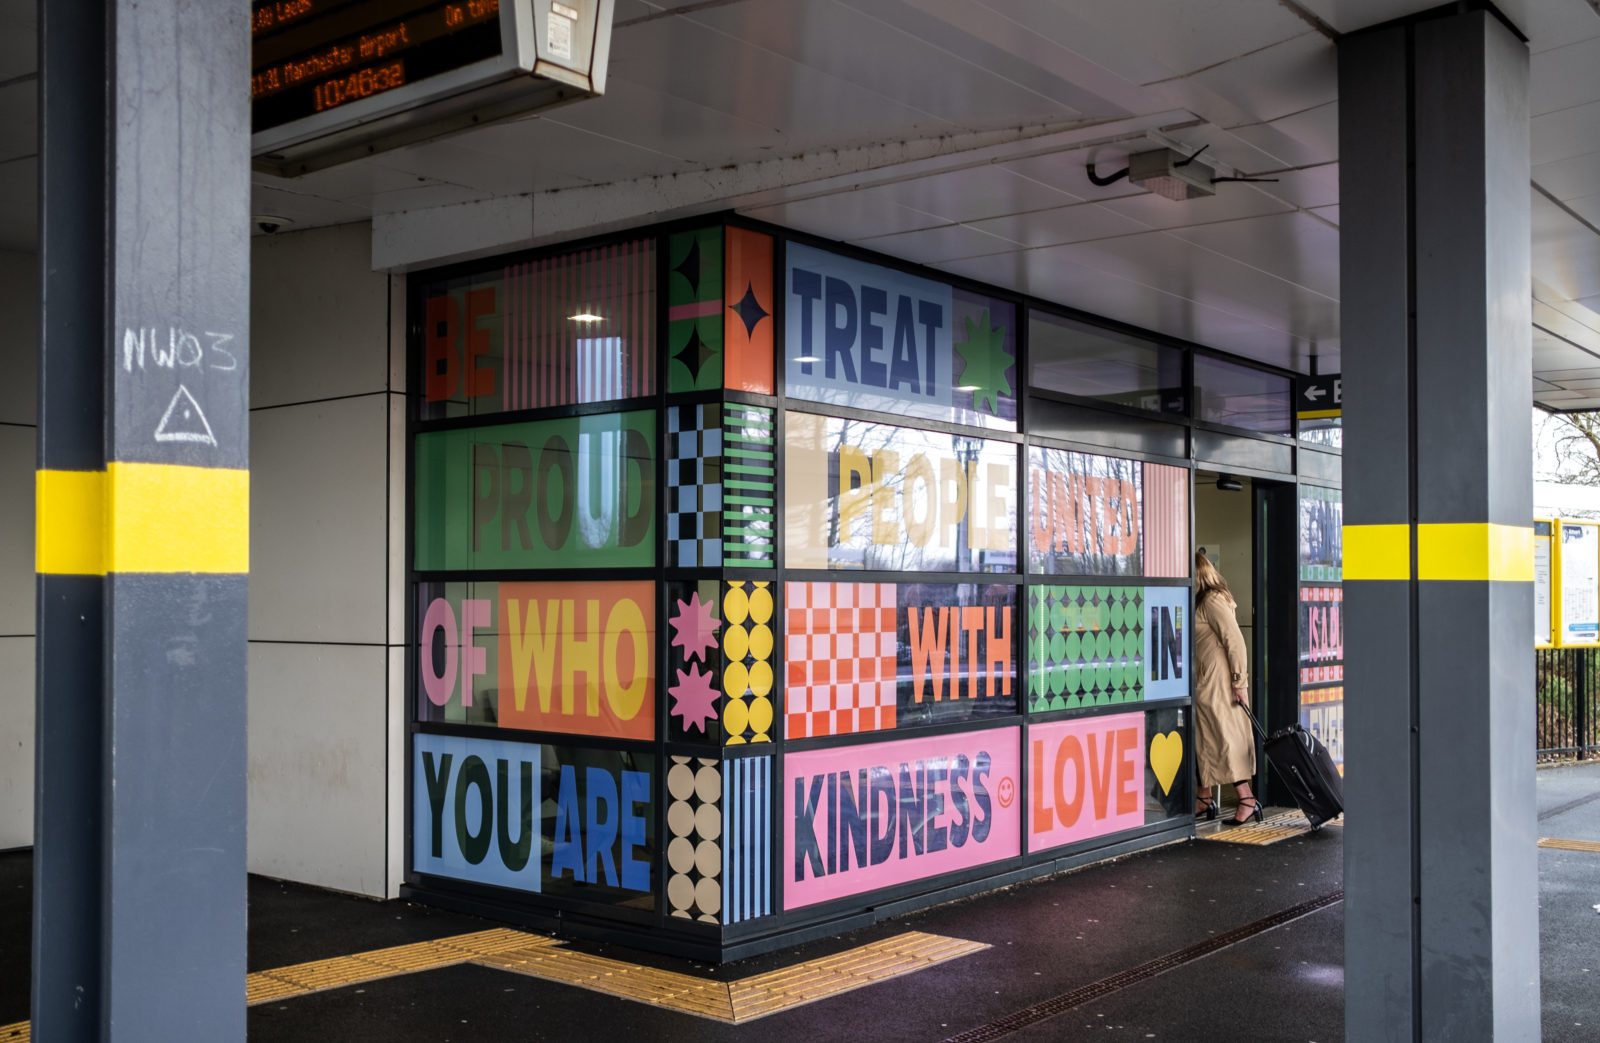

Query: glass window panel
left=415, top=579, right=657, bottom=741
left=783, top=581, right=1019, bottom=741
left=413, top=733, right=657, bottom=908
left=784, top=243, right=1018, bottom=430
left=785, top=413, right=1019, bottom=573
left=413, top=410, right=657, bottom=571
left=1028, top=312, right=1184, bottom=415
left=417, top=238, right=656, bottom=420
left=1027, top=447, right=1143, bottom=575
left=1194, top=356, right=1291, bottom=434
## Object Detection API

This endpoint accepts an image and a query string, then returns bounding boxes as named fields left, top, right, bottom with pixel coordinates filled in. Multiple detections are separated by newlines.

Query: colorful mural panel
left=1142, top=463, right=1190, bottom=578
left=417, top=581, right=656, bottom=741
left=419, top=239, right=656, bottom=420
left=1143, top=585, right=1190, bottom=702
left=666, top=756, right=724, bottom=923
left=1298, top=586, right=1343, bottom=686
left=1298, top=483, right=1343, bottom=581
left=414, top=411, right=656, bottom=571
left=1027, top=585, right=1145, bottom=712
left=1300, top=687, right=1344, bottom=774
left=1028, top=712, right=1146, bottom=852
left=667, top=405, right=775, bottom=568
left=786, top=581, right=1018, bottom=739
left=413, top=735, right=656, bottom=905
left=786, top=412, right=1018, bottom=573
left=724, top=228, right=775, bottom=394
left=668, top=228, right=725, bottom=392
left=723, top=579, right=777, bottom=745
left=724, top=755, right=773, bottom=923
left=1144, top=704, right=1189, bottom=820
left=1028, top=446, right=1143, bottom=576
left=784, top=243, right=1017, bottom=430
left=666, top=580, right=724, bottom=742
left=784, top=727, right=1022, bottom=909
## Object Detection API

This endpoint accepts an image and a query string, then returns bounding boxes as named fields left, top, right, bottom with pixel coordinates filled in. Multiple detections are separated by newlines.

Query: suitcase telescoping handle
left=1240, top=702, right=1269, bottom=742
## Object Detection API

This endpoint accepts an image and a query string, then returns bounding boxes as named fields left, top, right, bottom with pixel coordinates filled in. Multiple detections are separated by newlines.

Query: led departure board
left=251, top=0, right=613, bottom=176
left=252, top=1, right=504, bottom=134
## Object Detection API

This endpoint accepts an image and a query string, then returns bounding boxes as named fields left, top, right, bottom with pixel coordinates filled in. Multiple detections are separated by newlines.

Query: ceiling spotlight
left=955, top=384, right=981, bottom=392
left=1216, top=474, right=1243, bottom=492
left=793, top=355, right=820, bottom=364
left=569, top=312, right=603, bottom=323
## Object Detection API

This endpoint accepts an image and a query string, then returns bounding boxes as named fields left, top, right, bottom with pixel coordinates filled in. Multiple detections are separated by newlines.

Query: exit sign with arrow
left=1296, top=374, right=1342, bottom=420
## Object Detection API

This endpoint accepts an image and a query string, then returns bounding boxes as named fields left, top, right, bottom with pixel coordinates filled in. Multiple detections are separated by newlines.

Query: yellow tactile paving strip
left=1203, top=810, right=1341, bottom=846
left=4, top=926, right=984, bottom=1031
left=1540, top=837, right=1600, bottom=853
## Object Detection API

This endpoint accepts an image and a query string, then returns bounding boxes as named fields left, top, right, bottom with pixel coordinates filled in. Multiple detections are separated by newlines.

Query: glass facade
left=1194, top=355, right=1292, bottom=434
left=407, top=220, right=1333, bottom=958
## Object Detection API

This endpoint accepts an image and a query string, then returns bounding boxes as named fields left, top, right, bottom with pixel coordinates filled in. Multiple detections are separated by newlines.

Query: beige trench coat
left=1193, top=592, right=1255, bottom=787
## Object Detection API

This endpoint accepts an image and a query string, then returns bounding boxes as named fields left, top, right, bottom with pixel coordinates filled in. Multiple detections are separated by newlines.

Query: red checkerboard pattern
left=785, top=582, right=899, bottom=738
left=1300, top=585, right=1344, bottom=684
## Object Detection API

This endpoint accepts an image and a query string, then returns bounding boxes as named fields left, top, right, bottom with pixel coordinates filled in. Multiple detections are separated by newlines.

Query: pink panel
left=1027, top=713, right=1146, bottom=854
left=783, top=728, right=1022, bottom=909
left=1142, top=463, right=1189, bottom=578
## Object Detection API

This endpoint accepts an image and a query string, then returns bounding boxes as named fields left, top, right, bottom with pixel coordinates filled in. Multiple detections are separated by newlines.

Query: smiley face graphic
left=997, top=776, right=1016, bottom=809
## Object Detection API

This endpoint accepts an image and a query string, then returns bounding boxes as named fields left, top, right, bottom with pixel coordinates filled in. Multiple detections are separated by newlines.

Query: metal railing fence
left=1536, top=647, right=1600, bottom=761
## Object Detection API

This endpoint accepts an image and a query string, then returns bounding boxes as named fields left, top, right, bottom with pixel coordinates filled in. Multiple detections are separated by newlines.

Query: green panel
left=668, top=228, right=725, bottom=392
left=415, top=410, right=657, bottom=570
left=1027, top=584, right=1146, bottom=712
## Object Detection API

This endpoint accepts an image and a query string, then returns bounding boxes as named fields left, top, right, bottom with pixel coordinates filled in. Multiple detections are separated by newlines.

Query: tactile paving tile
left=0, top=1021, right=28, bottom=1042
left=727, top=932, right=990, bottom=1021
left=1539, top=837, right=1600, bottom=853
left=1202, top=811, right=1321, bottom=846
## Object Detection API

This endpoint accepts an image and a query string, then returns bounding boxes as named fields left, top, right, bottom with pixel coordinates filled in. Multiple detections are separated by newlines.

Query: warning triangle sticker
left=154, top=384, right=217, bottom=446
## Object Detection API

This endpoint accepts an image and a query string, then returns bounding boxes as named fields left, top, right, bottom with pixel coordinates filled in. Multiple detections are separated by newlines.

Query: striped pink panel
left=1143, top=463, right=1189, bottom=578
left=499, top=239, right=655, bottom=409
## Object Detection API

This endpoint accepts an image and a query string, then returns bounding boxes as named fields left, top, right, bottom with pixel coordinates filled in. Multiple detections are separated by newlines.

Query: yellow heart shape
left=1150, top=730, right=1183, bottom=795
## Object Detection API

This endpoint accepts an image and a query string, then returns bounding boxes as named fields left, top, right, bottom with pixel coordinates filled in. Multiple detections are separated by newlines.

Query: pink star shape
left=669, top=665, right=720, bottom=734
left=668, top=590, right=719, bottom=663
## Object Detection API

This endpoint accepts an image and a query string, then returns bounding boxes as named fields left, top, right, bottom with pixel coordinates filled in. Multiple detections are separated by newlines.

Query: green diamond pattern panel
left=1027, top=585, right=1145, bottom=711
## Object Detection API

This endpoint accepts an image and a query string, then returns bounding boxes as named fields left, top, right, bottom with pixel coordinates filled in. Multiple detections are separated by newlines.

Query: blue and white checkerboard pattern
left=668, top=404, right=724, bottom=566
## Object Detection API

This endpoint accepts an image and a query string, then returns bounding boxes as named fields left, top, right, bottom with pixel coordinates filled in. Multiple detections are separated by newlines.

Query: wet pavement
left=1, top=759, right=1597, bottom=1041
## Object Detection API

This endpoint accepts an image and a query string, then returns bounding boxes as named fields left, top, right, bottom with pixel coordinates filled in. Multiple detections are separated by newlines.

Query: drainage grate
left=939, top=890, right=1345, bottom=1043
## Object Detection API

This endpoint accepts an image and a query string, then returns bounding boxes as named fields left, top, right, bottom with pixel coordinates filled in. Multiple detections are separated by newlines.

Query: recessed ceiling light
left=569, top=312, right=603, bottom=323
left=793, top=356, right=820, bottom=363
left=956, top=384, right=981, bottom=392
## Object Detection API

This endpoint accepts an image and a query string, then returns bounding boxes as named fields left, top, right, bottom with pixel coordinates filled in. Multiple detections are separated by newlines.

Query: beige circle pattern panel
left=665, top=755, right=723, bottom=922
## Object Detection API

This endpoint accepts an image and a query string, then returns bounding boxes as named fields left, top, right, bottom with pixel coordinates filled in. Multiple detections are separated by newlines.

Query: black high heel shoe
left=1229, top=797, right=1264, bottom=825
left=1195, top=797, right=1217, bottom=820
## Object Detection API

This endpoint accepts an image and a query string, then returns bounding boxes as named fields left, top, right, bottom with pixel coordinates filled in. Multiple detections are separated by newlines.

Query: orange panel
left=724, top=228, right=775, bottom=393
left=496, top=581, right=656, bottom=740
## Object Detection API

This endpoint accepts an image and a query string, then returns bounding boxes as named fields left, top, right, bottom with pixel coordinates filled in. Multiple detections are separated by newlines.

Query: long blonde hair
left=1194, top=549, right=1234, bottom=608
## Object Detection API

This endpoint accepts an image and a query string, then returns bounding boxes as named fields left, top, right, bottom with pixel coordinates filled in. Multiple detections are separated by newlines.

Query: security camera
left=253, top=215, right=292, bottom=235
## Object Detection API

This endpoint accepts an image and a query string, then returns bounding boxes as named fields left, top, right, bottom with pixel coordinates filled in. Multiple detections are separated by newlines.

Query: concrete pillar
left=1340, top=4, right=1538, bottom=1039
left=35, top=1, right=250, bottom=1037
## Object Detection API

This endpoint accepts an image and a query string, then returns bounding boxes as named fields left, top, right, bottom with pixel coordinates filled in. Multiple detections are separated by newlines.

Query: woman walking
left=1192, top=550, right=1263, bottom=825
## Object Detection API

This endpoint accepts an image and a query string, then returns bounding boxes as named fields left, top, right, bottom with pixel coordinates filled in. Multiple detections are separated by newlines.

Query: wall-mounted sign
left=1028, top=712, right=1146, bottom=853
left=785, top=413, right=1017, bottom=572
left=1294, top=374, right=1342, bottom=420
left=783, top=728, right=1021, bottom=909
left=785, top=244, right=1017, bottom=430
left=252, top=0, right=615, bottom=175
left=414, top=410, right=656, bottom=570
left=784, top=582, right=1019, bottom=740
left=412, top=733, right=654, bottom=902
left=1535, top=520, right=1553, bottom=649
left=417, top=581, right=655, bottom=740
left=1557, top=520, right=1600, bottom=648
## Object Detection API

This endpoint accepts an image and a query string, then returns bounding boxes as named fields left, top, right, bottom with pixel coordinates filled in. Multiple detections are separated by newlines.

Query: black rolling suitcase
left=1245, top=706, right=1344, bottom=829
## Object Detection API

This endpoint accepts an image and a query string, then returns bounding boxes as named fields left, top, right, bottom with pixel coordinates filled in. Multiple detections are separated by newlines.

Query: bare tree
left=1539, top=409, right=1600, bottom=487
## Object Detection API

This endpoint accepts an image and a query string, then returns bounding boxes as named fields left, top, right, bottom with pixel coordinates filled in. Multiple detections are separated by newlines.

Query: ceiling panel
left=1224, top=101, right=1341, bottom=170
left=1151, top=31, right=1335, bottom=130
left=738, top=193, right=945, bottom=242
left=1530, top=36, right=1600, bottom=116
left=0, top=155, right=34, bottom=252
left=840, top=165, right=1083, bottom=225
left=853, top=221, right=1020, bottom=263
left=1533, top=149, right=1600, bottom=200
left=964, top=203, right=1150, bottom=249
left=1164, top=211, right=1341, bottom=300
left=0, top=80, right=34, bottom=165
left=1532, top=192, right=1600, bottom=303
left=1057, top=0, right=1312, bottom=85
left=1532, top=100, right=1600, bottom=168
left=1090, top=177, right=1299, bottom=232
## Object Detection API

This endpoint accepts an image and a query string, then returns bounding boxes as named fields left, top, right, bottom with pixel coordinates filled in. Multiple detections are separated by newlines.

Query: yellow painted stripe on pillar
left=1343, top=524, right=1411, bottom=580
left=35, top=469, right=106, bottom=575
left=36, top=464, right=249, bottom=575
left=1417, top=522, right=1533, bottom=582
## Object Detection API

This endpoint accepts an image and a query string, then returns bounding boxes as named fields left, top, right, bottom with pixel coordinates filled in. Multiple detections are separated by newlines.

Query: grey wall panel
left=1193, top=430, right=1293, bottom=476
left=1027, top=396, right=1187, bottom=460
